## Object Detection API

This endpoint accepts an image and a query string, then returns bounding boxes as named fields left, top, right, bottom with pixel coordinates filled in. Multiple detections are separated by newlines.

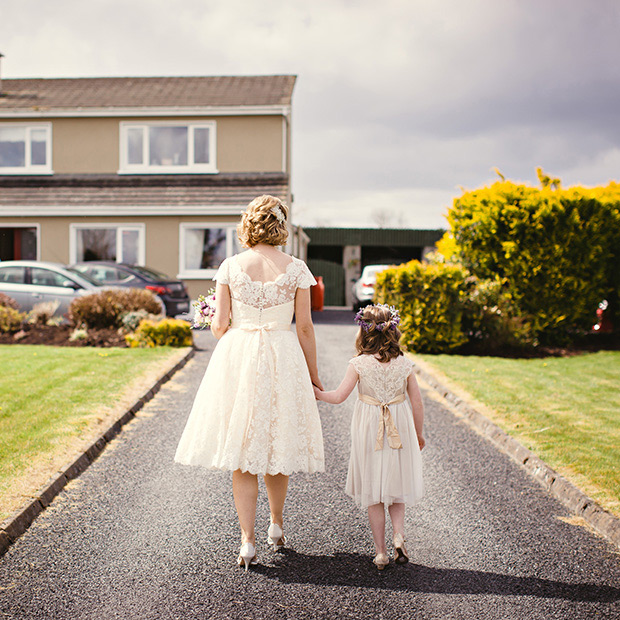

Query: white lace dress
left=174, top=254, right=325, bottom=475
left=346, top=355, right=424, bottom=508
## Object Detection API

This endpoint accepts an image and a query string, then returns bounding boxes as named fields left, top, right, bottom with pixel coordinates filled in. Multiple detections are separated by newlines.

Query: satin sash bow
left=358, top=393, right=406, bottom=451
left=233, top=322, right=290, bottom=446
left=235, top=322, right=290, bottom=332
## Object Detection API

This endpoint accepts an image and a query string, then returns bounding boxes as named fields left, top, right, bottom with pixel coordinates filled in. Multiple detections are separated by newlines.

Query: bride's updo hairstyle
left=237, top=195, right=289, bottom=248
left=355, top=304, right=403, bottom=363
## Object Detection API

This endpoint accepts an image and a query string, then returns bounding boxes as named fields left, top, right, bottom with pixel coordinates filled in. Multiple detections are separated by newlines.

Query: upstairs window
left=0, top=124, right=52, bottom=174
left=119, top=122, right=217, bottom=174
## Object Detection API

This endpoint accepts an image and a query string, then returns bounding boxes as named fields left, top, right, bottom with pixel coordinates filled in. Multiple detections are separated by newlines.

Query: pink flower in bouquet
left=192, top=289, right=216, bottom=329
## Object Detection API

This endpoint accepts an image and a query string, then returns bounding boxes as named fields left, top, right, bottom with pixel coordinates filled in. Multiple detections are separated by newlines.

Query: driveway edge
left=0, top=346, right=195, bottom=557
left=412, top=358, right=620, bottom=550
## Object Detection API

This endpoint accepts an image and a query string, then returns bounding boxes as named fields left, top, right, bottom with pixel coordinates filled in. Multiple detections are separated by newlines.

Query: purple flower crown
left=354, top=304, right=401, bottom=332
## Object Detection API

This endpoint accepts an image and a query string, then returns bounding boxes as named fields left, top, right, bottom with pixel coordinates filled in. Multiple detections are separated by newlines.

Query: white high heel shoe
left=237, top=542, right=257, bottom=572
left=267, top=523, right=286, bottom=551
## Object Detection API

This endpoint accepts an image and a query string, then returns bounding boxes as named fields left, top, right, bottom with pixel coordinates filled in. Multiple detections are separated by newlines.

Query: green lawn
left=416, top=351, right=620, bottom=517
left=0, top=345, right=186, bottom=519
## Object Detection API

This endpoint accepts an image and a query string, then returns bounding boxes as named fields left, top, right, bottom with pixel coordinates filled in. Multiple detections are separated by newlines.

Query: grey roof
left=303, top=227, right=445, bottom=247
left=0, top=173, right=288, bottom=207
left=0, top=75, right=296, bottom=110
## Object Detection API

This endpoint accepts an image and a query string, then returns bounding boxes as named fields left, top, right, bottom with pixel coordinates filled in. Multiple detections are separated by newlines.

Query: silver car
left=351, top=264, right=390, bottom=311
left=0, top=260, right=106, bottom=315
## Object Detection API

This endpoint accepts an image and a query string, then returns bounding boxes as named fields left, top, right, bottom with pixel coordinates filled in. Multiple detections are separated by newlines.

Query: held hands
left=313, top=385, right=324, bottom=401
left=312, top=378, right=324, bottom=391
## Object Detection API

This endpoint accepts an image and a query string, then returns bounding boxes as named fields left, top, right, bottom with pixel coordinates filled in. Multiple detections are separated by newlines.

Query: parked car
left=351, top=264, right=390, bottom=311
left=593, top=299, right=613, bottom=333
left=71, top=262, right=190, bottom=317
left=0, top=260, right=108, bottom=315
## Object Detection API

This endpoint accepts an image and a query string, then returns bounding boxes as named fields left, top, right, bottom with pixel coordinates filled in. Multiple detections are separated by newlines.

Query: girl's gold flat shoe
left=373, top=553, right=390, bottom=570
left=393, top=533, right=409, bottom=565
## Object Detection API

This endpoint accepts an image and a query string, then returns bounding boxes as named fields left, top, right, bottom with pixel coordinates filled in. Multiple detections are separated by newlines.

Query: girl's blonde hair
left=355, top=305, right=403, bottom=363
left=237, top=195, right=289, bottom=248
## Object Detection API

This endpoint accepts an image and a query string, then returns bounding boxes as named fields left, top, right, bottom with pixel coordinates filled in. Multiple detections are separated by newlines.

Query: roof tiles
left=0, top=75, right=296, bottom=110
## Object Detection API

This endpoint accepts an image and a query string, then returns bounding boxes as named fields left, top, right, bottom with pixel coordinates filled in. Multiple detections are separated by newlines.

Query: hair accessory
left=271, top=206, right=285, bottom=223
left=354, top=304, right=401, bottom=332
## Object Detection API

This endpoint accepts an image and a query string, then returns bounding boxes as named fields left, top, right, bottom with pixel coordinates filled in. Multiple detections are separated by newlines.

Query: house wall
left=0, top=214, right=238, bottom=299
left=0, top=115, right=285, bottom=174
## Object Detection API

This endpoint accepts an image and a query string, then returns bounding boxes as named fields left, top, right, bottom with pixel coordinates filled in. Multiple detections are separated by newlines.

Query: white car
left=0, top=260, right=107, bottom=315
left=351, top=264, right=390, bottom=311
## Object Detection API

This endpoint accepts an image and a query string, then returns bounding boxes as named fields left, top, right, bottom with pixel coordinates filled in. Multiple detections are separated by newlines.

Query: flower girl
left=314, top=304, right=425, bottom=569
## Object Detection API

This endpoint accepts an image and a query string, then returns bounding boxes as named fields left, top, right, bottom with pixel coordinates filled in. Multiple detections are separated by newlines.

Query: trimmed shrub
left=448, top=179, right=620, bottom=343
left=69, top=289, right=162, bottom=329
left=0, top=306, right=25, bottom=333
left=120, top=309, right=163, bottom=333
left=375, top=261, right=470, bottom=353
left=375, top=260, right=534, bottom=354
left=462, top=276, right=535, bottom=350
left=27, top=301, right=60, bottom=325
left=125, top=318, right=193, bottom=348
left=0, top=293, right=19, bottom=311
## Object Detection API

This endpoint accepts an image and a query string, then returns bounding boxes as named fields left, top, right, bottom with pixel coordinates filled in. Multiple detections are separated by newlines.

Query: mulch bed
left=0, top=324, right=127, bottom=347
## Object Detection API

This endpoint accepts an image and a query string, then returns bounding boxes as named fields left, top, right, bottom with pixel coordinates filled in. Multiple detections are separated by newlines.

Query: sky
left=1, top=0, right=620, bottom=230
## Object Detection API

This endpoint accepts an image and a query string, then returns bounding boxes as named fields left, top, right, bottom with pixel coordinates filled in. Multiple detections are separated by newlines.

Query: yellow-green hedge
left=125, top=318, right=193, bottom=348
left=448, top=180, right=620, bottom=343
left=375, top=261, right=470, bottom=353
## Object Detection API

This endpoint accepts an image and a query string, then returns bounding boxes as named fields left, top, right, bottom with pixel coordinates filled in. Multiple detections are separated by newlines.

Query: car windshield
left=128, top=265, right=173, bottom=281
left=64, top=266, right=105, bottom=286
left=363, top=266, right=389, bottom=279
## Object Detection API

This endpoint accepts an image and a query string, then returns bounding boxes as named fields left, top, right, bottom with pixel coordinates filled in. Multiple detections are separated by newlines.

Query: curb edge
left=0, top=346, right=195, bottom=557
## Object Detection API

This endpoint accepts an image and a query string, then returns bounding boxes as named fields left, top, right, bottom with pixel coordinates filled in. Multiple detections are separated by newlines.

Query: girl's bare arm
left=314, top=364, right=358, bottom=404
left=407, top=371, right=425, bottom=449
left=211, top=281, right=231, bottom=339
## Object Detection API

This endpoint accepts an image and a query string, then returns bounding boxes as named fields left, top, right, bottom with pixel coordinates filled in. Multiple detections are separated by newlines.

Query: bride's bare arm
left=294, top=287, right=323, bottom=389
left=211, top=282, right=231, bottom=339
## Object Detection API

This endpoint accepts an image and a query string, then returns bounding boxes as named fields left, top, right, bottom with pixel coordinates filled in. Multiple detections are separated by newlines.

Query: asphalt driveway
left=0, top=312, right=619, bottom=619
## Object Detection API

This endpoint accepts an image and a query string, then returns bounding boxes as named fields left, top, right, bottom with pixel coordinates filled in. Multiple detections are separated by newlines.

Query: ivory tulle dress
left=346, top=354, right=424, bottom=508
left=174, top=254, right=325, bottom=476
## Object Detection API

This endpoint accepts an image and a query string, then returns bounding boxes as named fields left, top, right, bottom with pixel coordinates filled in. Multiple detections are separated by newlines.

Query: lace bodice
left=349, top=355, right=414, bottom=403
left=214, top=254, right=316, bottom=309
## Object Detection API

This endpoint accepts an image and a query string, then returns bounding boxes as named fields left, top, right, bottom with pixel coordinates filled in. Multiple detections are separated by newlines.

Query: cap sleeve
left=213, top=257, right=231, bottom=284
left=348, top=356, right=363, bottom=374
left=402, top=356, right=415, bottom=378
left=295, top=258, right=317, bottom=289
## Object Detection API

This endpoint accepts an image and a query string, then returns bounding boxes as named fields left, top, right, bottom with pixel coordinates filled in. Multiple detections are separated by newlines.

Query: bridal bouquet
left=192, top=289, right=217, bottom=329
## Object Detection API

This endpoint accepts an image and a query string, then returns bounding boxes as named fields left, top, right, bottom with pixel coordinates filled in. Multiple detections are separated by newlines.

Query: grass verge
left=0, top=345, right=189, bottom=521
left=415, top=351, right=620, bottom=518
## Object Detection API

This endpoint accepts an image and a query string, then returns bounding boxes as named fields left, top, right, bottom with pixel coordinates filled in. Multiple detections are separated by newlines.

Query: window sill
left=177, top=271, right=218, bottom=280
left=117, top=168, right=219, bottom=175
left=0, top=169, right=54, bottom=175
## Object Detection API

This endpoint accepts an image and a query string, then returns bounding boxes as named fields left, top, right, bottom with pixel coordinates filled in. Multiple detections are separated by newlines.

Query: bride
left=174, top=195, right=325, bottom=570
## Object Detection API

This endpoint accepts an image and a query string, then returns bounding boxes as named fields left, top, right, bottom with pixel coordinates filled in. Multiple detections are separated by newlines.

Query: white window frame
left=0, top=123, right=53, bottom=175
left=0, top=223, right=41, bottom=260
left=178, top=223, right=237, bottom=279
left=118, top=121, right=217, bottom=174
left=69, top=223, right=146, bottom=265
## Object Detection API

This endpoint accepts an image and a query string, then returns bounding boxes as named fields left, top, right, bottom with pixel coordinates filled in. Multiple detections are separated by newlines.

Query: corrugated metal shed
left=303, top=227, right=445, bottom=247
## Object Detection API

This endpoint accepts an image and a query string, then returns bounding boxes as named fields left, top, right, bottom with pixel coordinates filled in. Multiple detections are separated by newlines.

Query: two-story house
left=0, top=74, right=297, bottom=298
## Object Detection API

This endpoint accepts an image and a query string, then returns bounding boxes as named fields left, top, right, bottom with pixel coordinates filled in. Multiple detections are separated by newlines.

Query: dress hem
left=174, top=458, right=325, bottom=477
